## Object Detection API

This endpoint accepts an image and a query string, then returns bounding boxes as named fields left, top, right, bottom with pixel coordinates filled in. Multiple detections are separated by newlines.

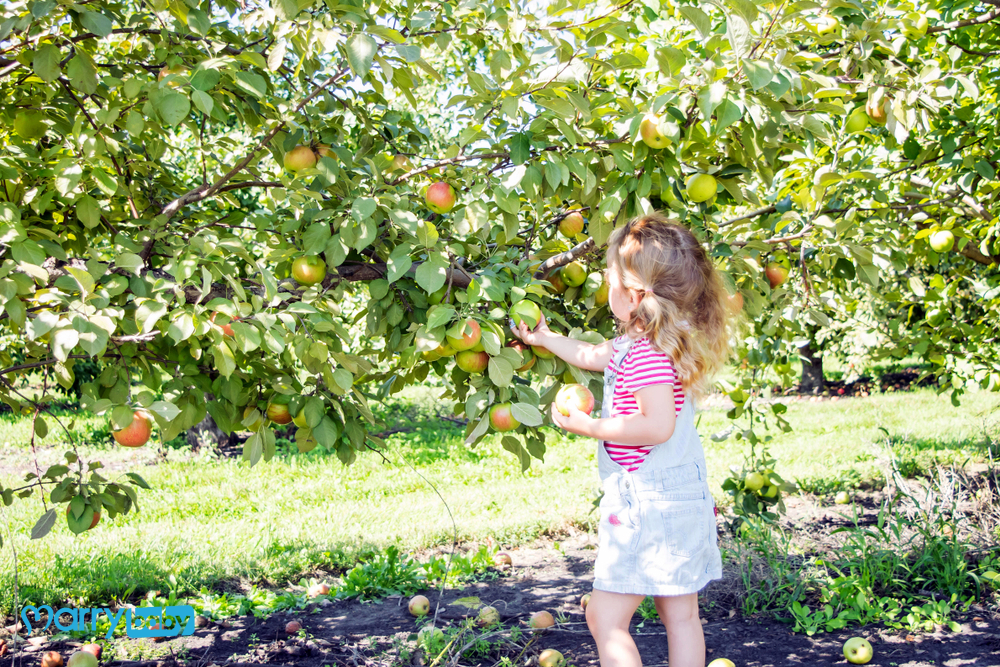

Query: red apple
left=307, top=583, right=331, bottom=597
left=113, top=410, right=153, bottom=448
left=285, top=620, right=302, bottom=634
left=561, top=261, right=586, bottom=287
left=266, top=403, right=292, bottom=425
left=292, top=256, right=327, bottom=286
left=455, top=350, right=489, bottom=374
left=510, top=300, right=541, bottom=330
left=211, top=312, right=237, bottom=337
left=555, top=384, right=594, bottom=416
left=547, top=272, right=567, bottom=294
left=866, top=97, right=887, bottom=125
left=283, top=145, right=318, bottom=172
left=529, top=610, right=555, bottom=630
left=509, top=341, right=535, bottom=371
left=765, top=263, right=789, bottom=289
left=425, top=182, right=456, bottom=214
left=489, top=403, right=521, bottom=432
left=446, top=318, right=481, bottom=351
left=494, top=552, right=513, bottom=566
left=80, top=645, right=101, bottom=660
left=559, top=212, right=585, bottom=237
left=728, top=292, right=743, bottom=313
left=41, top=652, right=64, bottom=667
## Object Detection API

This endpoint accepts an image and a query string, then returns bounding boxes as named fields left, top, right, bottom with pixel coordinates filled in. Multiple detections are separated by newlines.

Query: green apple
left=559, top=211, right=585, bottom=237
left=455, top=350, right=489, bottom=373
left=843, top=637, right=873, bottom=664
left=561, top=261, right=587, bottom=287
left=765, top=263, right=789, bottom=289
left=685, top=173, right=717, bottom=203
left=639, top=114, right=671, bottom=149
left=835, top=490, right=852, bottom=504
left=284, top=145, right=318, bottom=172
left=510, top=300, right=542, bottom=330
left=292, top=256, right=327, bottom=285
left=929, top=230, right=954, bottom=253
left=744, top=472, right=765, bottom=492
left=846, top=108, right=870, bottom=133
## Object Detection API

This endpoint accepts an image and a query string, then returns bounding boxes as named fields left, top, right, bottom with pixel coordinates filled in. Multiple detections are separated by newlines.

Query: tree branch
left=534, top=238, right=597, bottom=279
left=928, top=8, right=1000, bottom=33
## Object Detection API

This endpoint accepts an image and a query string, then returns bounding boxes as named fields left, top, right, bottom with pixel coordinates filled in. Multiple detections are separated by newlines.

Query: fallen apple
left=707, top=659, right=735, bottom=667
left=489, top=403, right=521, bottom=432
left=446, top=318, right=482, bottom=351
left=425, top=182, right=456, bottom=214
left=494, top=551, right=513, bottom=566
left=477, top=605, right=500, bottom=627
left=685, top=173, right=717, bottom=203
left=307, top=583, right=331, bottom=597
left=538, top=649, right=564, bottom=667
left=530, top=610, right=555, bottom=630
left=417, top=625, right=444, bottom=643
left=559, top=211, right=585, bottom=237
left=66, top=651, right=97, bottom=667
left=580, top=593, right=591, bottom=611
left=561, top=261, right=587, bottom=287
left=510, top=300, right=542, bottom=330
left=266, top=402, right=292, bottom=425
left=283, top=145, right=318, bottom=172
left=285, top=620, right=301, bottom=634
left=408, top=594, right=430, bottom=617
left=555, top=384, right=594, bottom=417
left=455, top=350, right=489, bottom=374
left=41, top=652, right=64, bottom=667
left=843, top=636, right=873, bottom=664
left=765, top=263, right=789, bottom=289
left=291, top=256, right=327, bottom=286
left=835, top=490, right=852, bottom=504
left=80, top=645, right=101, bottom=660
left=113, top=410, right=153, bottom=448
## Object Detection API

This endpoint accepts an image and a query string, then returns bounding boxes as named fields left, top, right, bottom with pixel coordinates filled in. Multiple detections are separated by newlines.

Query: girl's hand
left=550, top=402, right=594, bottom=437
left=509, top=313, right=551, bottom=347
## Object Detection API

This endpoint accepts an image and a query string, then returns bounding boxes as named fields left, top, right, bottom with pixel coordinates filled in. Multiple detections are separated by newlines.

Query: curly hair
left=606, top=212, right=733, bottom=401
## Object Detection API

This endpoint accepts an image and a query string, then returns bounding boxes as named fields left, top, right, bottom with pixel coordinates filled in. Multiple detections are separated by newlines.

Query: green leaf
left=464, top=415, right=490, bottom=446
left=314, top=415, right=341, bottom=447
left=415, top=253, right=449, bottom=294
left=52, top=328, right=79, bottom=361
left=191, top=89, right=214, bottom=115
left=32, top=43, right=61, bottom=82
left=743, top=61, right=774, bottom=91
left=31, top=509, right=57, bottom=539
left=79, top=10, right=113, bottom=37
left=511, top=402, right=543, bottom=427
left=168, top=312, right=195, bottom=343
left=76, top=195, right=102, bottom=229
left=233, top=71, right=267, bottom=98
left=655, top=47, right=686, bottom=78
left=67, top=51, right=98, bottom=95
left=156, top=91, right=190, bottom=126
left=715, top=98, right=743, bottom=132
left=115, top=252, right=143, bottom=275
left=187, top=8, right=210, bottom=35
left=346, top=34, right=377, bottom=79
left=488, top=356, right=514, bottom=387
left=726, top=13, right=752, bottom=60
left=212, top=340, right=237, bottom=378
left=679, top=6, right=712, bottom=37
left=93, top=169, right=118, bottom=196
left=698, top=81, right=726, bottom=121
left=387, top=244, right=412, bottom=283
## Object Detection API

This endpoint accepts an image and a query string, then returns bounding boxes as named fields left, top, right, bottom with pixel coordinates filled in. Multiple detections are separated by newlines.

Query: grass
left=0, top=380, right=997, bottom=618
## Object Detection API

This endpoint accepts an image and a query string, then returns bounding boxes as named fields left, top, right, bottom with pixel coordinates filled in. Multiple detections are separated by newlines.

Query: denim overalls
left=592, top=337, right=723, bottom=596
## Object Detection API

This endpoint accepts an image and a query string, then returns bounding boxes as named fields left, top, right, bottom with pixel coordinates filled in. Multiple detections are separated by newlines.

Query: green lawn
left=0, top=382, right=996, bottom=616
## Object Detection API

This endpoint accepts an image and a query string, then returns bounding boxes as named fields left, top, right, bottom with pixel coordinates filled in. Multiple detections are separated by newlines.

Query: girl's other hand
left=510, top=312, right=550, bottom=346
left=550, top=401, right=593, bottom=437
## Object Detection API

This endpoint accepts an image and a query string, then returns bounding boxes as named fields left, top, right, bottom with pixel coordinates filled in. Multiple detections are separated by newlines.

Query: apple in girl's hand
left=555, top=384, right=594, bottom=416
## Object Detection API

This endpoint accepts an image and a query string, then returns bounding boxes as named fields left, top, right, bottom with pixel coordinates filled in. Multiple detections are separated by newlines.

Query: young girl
left=512, top=213, right=731, bottom=667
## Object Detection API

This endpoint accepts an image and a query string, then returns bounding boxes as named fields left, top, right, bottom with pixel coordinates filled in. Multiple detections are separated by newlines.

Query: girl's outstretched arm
left=552, top=383, right=677, bottom=445
left=510, top=314, right=614, bottom=371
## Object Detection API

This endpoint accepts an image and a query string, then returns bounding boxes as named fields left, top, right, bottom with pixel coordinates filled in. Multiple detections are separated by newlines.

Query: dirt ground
left=4, top=504, right=998, bottom=667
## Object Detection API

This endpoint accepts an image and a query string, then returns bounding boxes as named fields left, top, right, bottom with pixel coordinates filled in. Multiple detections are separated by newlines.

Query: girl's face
left=606, top=265, right=643, bottom=323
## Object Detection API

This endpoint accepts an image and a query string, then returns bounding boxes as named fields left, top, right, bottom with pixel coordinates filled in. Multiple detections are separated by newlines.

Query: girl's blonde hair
left=606, top=212, right=732, bottom=401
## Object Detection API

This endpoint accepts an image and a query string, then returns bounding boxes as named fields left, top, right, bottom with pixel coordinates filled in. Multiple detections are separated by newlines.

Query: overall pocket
left=645, top=493, right=708, bottom=559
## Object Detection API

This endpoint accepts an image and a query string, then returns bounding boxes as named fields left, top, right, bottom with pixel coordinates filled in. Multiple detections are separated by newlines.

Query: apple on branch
left=425, top=181, right=456, bottom=214
left=292, top=256, right=327, bottom=286
left=113, top=410, right=153, bottom=448
left=283, top=145, right=318, bottom=172
left=558, top=211, right=585, bottom=237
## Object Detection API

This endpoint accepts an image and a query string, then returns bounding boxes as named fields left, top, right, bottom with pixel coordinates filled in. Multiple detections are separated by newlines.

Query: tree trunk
left=798, top=341, right=824, bottom=394
left=185, top=394, right=238, bottom=451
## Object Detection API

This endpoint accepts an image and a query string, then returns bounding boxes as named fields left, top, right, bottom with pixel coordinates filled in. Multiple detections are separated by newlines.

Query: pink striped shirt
left=604, top=336, right=684, bottom=472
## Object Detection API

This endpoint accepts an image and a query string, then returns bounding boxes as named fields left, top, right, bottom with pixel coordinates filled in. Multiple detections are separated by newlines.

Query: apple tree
left=0, top=0, right=998, bottom=536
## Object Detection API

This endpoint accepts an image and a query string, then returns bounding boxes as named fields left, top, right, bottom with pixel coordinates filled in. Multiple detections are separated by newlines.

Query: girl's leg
left=653, top=593, right=705, bottom=667
left=585, top=590, right=645, bottom=667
